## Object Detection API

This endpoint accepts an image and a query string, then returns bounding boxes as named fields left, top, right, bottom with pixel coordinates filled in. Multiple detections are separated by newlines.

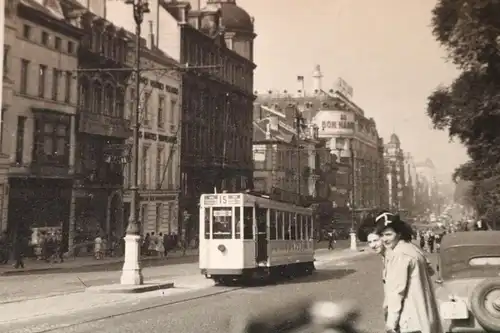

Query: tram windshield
left=204, top=206, right=243, bottom=239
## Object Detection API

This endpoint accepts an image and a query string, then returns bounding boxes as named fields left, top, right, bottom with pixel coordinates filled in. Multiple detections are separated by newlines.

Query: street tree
left=427, top=0, right=500, bottom=222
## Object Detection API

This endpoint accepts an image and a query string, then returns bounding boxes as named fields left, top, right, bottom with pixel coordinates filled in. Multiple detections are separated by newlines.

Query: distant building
left=384, top=134, right=406, bottom=212
left=415, top=158, right=439, bottom=214
left=255, top=65, right=386, bottom=231
left=252, top=114, right=324, bottom=203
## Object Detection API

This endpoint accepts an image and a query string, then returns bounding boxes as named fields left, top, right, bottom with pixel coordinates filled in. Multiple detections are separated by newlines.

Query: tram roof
left=200, top=192, right=312, bottom=214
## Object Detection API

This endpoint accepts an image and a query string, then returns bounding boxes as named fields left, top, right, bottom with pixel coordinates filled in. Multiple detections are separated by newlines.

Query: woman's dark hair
left=374, top=210, right=413, bottom=242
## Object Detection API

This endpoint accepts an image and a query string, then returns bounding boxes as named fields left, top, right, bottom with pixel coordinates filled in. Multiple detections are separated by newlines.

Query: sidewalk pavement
left=0, top=243, right=370, bottom=328
left=0, top=249, right=199, bottom=276
left=0, top=241, right=340, bottom=276
left=0, top=273, right=215, bottom=329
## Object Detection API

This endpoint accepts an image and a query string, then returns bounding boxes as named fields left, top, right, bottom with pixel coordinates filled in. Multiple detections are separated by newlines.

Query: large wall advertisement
left=313, top=110, right=355, bottom=136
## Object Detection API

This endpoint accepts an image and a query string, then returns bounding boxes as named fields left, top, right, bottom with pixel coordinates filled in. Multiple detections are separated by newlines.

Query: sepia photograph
left=0, top=0, right=499, bottom=332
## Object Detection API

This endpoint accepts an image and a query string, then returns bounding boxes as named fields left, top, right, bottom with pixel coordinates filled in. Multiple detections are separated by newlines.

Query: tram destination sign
left=203, top=194, right=241, bottom=206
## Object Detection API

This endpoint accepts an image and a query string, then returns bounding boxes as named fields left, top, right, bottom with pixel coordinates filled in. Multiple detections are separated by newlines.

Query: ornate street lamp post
left=120, top=0, right=150, bottom=285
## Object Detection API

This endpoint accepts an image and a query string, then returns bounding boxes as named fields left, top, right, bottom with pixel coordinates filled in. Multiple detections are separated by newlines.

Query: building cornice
left=18, top=2, right=84, bottom=38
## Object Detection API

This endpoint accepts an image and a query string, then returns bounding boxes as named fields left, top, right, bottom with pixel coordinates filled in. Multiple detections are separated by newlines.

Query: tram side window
left=309, top=216, right=314, bottom=240
left=235, top=207, right=241, bottom=239
left=290, top=214, right=297, bottom=240
left=297, top=214, right=302, bottom=240
left=277, top=211, right=284, bottom=240
left=284, top=212, right=290, bottom=240
left=256, top=207, right=267, bottom=234
left=304, top=216, right=309, bottom=240
left=243, top=207, right=253, bottom=239
left=212, top=207, right=232, bottom=239
left=269, top=209, right=277, bottom=240
left=204, top=208, right=210, bottom=239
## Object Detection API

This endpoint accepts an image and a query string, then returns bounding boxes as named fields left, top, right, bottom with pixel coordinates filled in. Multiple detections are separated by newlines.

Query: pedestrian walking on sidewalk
left=156, top=232, right=165, bottom=257
left=375, top=212, right=442, bottom=333
left=13, top=234, right=25, bottom=269
left=327, top=231, right=336, bottom=250
left=94, top=234, right=103, bottom=260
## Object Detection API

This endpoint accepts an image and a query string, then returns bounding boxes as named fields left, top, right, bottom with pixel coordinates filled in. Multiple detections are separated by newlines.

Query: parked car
left=435, top=231, right=500, bottom=332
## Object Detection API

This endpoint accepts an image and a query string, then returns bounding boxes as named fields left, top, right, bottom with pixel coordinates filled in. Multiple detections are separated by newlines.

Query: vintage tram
left=199, top=192, right=315, bottom=285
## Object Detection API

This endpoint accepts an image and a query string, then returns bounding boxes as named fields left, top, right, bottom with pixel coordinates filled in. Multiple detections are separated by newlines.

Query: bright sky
left=231, top=0, right=468, bottom=181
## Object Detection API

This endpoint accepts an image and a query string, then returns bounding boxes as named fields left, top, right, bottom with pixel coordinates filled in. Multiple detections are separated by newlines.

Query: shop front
left=72, top=187, right=124, bottom=254
left=7, top=177, right=72, bottom=256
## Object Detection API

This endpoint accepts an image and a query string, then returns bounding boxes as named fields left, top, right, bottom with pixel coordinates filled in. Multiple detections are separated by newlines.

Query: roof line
left=259, top=105, right=286, bottom=118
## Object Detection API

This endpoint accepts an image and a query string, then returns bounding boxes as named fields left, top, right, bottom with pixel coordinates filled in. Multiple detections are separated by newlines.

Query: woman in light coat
left=375, top=213, right=443, bottom=333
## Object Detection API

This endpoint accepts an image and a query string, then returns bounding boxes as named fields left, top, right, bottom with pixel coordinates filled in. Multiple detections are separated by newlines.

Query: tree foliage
left=428, top=0, right=500, bottom=220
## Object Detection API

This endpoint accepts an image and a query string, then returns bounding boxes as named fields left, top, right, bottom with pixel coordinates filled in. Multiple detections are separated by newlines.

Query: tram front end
left=199, top=193, right=257, bottom=284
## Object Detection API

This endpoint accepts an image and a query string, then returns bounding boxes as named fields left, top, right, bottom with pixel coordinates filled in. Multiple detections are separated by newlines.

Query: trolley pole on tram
left=120, top=0, right=150, bottom=285
left=349, top=138, right=357, bottom=251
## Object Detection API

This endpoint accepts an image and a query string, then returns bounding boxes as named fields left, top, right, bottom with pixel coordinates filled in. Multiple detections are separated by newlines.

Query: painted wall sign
left=313, top=111, right=355, bottom=136
left=140, top=76, right=179, bottom=95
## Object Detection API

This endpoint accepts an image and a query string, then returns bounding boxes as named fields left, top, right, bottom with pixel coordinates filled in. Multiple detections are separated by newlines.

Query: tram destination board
left=203, top=194, right=242, bottom=206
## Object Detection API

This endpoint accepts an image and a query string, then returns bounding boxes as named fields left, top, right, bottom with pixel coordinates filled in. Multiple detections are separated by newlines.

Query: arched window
left=92, top=80, right=102, bottom=113
left=106, top=33, right=113, bottom=57
left=79, top=76, right=91, bottom=111
left=93, top=28, right=101, bottom=53
left=112, top=37, right=118, bottom=59
left=103, top=83, right=114, bottom=116
left=115, top=87, right=125, bottom=118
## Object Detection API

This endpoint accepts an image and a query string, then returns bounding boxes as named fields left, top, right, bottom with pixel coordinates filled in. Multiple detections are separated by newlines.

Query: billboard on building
left=313, top=110, right=355, bottom=136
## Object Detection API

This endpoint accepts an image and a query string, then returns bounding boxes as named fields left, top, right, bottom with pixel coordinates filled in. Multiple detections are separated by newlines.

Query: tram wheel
left=304, top=262, right=315, bottom=275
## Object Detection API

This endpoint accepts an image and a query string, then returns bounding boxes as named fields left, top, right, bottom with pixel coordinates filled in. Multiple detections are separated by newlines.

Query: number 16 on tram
left=199, top=192, right=315, bottom=285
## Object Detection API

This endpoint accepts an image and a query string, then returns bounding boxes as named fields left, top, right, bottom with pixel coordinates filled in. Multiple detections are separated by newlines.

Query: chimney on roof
left=87, top=0, right=107, bottom=18
left=265, top=123, right=272, bottom=140
left=312, top=64, right=323, bottom=94
left=147, top=20, right=155, bottom=49
left=269, top=116, right=279, bottom=132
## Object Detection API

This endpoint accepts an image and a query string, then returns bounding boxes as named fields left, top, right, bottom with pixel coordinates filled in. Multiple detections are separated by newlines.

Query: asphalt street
left=4, top=252, right=385, bottom=333
left=0, top=241, right=345, bottom=304
left=0, top=262, right=201, bottom=304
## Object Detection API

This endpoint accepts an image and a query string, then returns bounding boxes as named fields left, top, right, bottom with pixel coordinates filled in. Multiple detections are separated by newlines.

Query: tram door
left=255, top=206, right=268, bottom=263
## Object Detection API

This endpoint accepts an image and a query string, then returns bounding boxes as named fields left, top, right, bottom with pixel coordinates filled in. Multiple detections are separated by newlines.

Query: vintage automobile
left=435, top=231, right=500, bottom=332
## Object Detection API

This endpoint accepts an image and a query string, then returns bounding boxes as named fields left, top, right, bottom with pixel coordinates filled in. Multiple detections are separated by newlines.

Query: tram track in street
left=10, top=264, right=347, bottom=333
left=12, top=285, right=246, bottom=333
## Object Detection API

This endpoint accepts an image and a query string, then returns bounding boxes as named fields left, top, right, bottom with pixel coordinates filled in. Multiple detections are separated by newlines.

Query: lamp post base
left=120, top=234, right=144, bottom=285
left=349, top=231, right=357, bottom=251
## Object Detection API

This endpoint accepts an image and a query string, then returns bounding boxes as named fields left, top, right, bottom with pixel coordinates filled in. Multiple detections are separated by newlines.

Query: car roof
left=441, top=231, right=500, bottom=249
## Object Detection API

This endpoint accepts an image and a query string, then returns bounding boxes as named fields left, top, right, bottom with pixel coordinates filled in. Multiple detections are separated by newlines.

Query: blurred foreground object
left=234, top=300, right=361, bottom=333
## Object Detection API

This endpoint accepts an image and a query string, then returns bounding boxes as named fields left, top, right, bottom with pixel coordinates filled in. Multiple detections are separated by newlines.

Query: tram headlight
left=217, top=244, right=227, bottom=253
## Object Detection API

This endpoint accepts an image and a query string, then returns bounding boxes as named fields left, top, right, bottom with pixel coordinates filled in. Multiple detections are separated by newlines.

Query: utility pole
left=120, top=0, right=150, bottom=285
left=349, top=138, right=357, bottom=251
left=295, top=111, right=306, bottom=205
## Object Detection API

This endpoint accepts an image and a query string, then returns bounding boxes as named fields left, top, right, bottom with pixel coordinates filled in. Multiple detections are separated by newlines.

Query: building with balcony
left=2, top=0, right=82, bottom=249
left=255, top=65, right=386, bottom=232
left=166, top=0, right=256, bottom=239
left=70, top=5, right=133, bottom=244
left=0, top=0, right=18, bottom=233
left=96, top=0, right=255, bottom=243
left=122, top=44, right=182, bottom=236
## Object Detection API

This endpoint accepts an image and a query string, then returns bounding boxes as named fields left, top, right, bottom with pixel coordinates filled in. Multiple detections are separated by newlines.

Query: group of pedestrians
left=417, top=230, right=442, bottom=253
left=366, top=211, right=442, bottom=333
left=142, top=232, right=180, bottom=257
